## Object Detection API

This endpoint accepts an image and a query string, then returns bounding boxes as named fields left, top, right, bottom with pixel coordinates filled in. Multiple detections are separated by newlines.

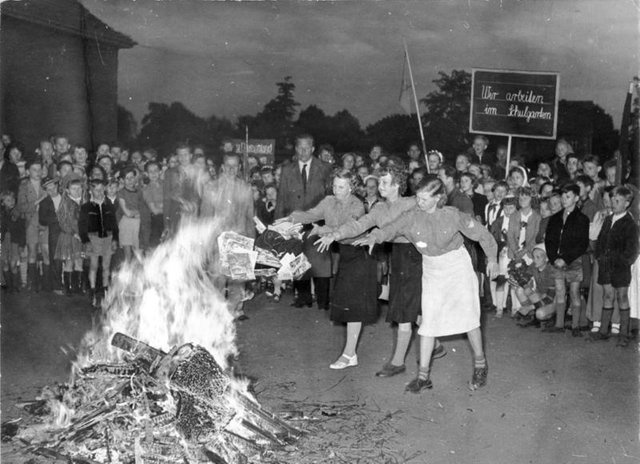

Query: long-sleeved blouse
left=290, top=195, right=365, bottom=245
left=370, top=205, right=498, bottom=260
left=333, top=196, right=416, bottom=244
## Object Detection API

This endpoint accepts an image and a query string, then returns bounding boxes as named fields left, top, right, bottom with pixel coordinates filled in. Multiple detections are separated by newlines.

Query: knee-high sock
left=619, top=308, right=630, bottom=337
left=599, top=307, right=613, bottom=335
left=554, top=301, right=567, bottom=328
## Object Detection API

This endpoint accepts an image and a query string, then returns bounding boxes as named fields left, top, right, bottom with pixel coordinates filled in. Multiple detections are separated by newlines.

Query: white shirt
left=611, top=212, right=627, bottom=227
left=52, top=194, right=62, bottom=211
left=298, top=159, right=311, bottom=175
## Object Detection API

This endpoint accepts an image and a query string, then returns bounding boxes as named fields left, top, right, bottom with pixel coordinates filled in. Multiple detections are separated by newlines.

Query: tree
left=241, top=76, right=300, bottom=153
left=420, top=69, right=472, bottom=160
left=117, top=105, right=137, bottom=148
left=137, top=102, right=209, bottom=157
left=363, top=114, right=417, bottom=154
left=295, top=106, right=364, bottom=152
left=327, top=110, right=364, bottom=152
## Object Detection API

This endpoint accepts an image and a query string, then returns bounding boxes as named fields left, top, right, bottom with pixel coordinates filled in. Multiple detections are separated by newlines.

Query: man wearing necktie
left=276, top=134, right=332, bottom=308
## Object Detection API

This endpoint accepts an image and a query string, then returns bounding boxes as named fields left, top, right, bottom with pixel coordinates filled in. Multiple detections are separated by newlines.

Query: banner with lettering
left=470, top=69, right=560, bottom=139
left=230, top=139, right=276, bottom=165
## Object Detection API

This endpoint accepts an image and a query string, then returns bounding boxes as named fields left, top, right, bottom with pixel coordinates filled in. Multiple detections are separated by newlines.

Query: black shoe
left=571, top=328, right=583, bottom=337
left=517, top=315, right=537, bottom=328
left=376, top=363, right=406, bottom=378
left=235, top=314, right=249, bottom=321
left=469, top=365, right=488, bottom=391
left=616, top=335, right=630, bottom=347
left=405, top=376, right=433, bottom=393
left=586, top=332, right=609, bottom=342
left=291, top=300, right=312, bottom=308
left=541, top=326, right=565, bottom=333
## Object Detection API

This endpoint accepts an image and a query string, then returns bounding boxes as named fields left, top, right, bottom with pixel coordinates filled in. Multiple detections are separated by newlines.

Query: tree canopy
left=129, top=73, right=620, bottom=167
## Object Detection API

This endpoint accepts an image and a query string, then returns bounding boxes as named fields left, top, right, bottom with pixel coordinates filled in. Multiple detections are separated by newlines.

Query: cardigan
left=506, top=209, right=541, bottom=260
left=594, top=212, right=639, bottom=267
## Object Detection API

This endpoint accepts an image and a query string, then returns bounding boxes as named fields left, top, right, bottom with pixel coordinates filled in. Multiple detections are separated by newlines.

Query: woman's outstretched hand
left=314, top=234, right=335, bottom=253
left=352, top=234, right=377, bottom=255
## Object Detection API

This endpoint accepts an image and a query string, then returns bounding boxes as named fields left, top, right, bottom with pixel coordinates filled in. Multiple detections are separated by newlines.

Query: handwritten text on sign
left=470, top=69, right=560, bottom=139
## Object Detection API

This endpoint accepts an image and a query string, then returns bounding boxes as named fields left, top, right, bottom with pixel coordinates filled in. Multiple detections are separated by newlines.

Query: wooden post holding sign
left=470, top=68, right=560, bottom=178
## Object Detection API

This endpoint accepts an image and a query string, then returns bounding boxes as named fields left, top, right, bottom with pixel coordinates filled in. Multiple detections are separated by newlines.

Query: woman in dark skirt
left=276, top=169, right=378, bottom=369
left=316, top=162, right=446, bottom=377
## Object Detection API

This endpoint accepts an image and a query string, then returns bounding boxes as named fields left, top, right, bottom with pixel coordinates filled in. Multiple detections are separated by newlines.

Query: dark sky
left=82, top=0, right=639, bottom=129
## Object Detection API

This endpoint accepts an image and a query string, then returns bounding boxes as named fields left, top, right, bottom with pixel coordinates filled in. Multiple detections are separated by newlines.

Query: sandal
left=329, top=354, right=358, bottom=370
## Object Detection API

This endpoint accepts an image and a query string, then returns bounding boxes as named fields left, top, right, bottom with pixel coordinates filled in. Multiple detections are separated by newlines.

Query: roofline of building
left=1, top=1, right=136, bottom=49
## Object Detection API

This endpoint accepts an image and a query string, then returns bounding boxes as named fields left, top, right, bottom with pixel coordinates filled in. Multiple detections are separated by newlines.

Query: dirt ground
left=1, top=288, right=639, bottom=464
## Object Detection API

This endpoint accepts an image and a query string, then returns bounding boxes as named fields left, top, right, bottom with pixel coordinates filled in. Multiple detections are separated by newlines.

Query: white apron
left=418, top=246, right=480, bottom=337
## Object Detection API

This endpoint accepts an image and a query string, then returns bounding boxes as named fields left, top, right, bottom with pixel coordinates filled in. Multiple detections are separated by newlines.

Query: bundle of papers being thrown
left=219, top=227, right=309, bottom=281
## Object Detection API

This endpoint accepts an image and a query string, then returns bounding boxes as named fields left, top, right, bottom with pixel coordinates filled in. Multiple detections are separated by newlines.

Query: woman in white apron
left=362, top=174, right=499, bottom=393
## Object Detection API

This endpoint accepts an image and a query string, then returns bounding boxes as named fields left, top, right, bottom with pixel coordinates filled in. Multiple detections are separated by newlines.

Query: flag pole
left=244, top=125, right=249, bottom=182
left=403, top=39, right=429, bottom=172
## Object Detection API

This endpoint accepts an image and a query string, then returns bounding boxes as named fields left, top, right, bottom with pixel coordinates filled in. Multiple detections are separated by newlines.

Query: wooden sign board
left=230, top=139, right=276, bottom=165
left=470, top=69, right=560, bottom=139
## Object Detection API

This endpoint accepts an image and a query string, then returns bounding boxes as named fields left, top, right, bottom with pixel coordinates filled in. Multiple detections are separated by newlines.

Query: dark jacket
left=38, top=195, right=63, bottom=258
left=469, top=151, right=496, bottom=166
left=78, top=198, right=119, bottom=244
left=595, top=212, right=639, bottom=267
left=275, top=158, right=331, bottom=219
left=545, top=208, right=589, bottom=266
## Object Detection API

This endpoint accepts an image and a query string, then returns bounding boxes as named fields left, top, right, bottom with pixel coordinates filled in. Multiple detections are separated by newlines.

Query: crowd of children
left=1, top=134, right=638, bottom=348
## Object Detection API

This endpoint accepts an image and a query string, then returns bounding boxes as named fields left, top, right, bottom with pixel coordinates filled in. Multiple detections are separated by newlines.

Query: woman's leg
left=330, top=322, right=362, bottom=369
left=405, top=335, right=435, bottom=392
left=467, top=327, right=488, bottom=390
left=390, top=322, right=412, bottom=366
left=343, top=322, right=362, bottom=357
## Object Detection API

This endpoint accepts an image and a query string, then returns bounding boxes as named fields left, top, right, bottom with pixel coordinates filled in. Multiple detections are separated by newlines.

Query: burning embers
left=15, top=332, right=302, bottom=464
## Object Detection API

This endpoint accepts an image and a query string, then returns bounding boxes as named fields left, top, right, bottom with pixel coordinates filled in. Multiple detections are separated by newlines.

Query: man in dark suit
left=275, top=134, right=331, bottom=307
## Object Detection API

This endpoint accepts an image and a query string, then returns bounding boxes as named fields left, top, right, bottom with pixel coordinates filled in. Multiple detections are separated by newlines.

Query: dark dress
left=386, top=243, right=422, bottom=323
left=330, top=244, right=379, bottom=324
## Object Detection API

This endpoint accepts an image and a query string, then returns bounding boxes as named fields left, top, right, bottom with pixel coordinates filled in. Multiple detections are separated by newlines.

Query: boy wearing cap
left=79, top=179, right=119, bottom=307
left=544, top=183, right=590, bottom=335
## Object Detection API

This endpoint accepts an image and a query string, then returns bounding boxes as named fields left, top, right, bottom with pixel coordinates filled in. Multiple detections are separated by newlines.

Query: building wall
left=1, top=15, right=119, bottom=154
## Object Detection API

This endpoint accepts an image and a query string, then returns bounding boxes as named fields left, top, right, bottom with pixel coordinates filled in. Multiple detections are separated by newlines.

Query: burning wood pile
left=12, top=333, right=303, bottom=464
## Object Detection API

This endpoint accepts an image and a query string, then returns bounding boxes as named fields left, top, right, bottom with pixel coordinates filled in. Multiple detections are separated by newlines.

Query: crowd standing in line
left=1, top=132, right=638, bottom=393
